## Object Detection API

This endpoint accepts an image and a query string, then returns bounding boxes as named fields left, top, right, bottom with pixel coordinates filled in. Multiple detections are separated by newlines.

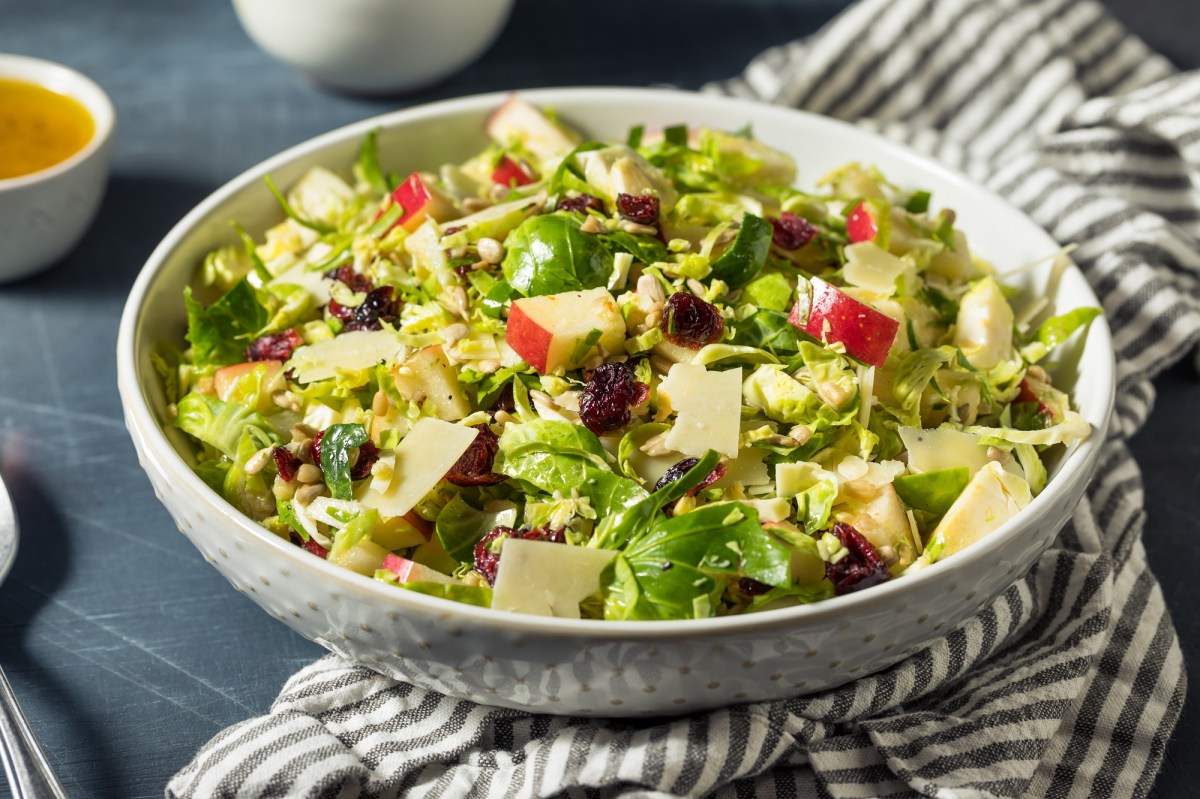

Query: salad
left=158, top=96, right=1098, bottom=621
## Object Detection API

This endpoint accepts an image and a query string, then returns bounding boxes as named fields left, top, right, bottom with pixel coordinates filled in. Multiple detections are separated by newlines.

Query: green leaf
left=740, top=272, right=793, bottom=312
left=546, top=141, right=607, bottom=196
left=602, top=502, right=791, bottom=620
left=890, top=347, right=954, bottom=426
left=386, top=580, right=493, bottom=608
left=500, top=214, right=612, bottom=296
left=276, top=496, right=308, bottom=541
left=496, top=420, right=647, bottom=524
left=435, top=493, right=517, bottom=562
left=708, top=213, right=772, bottom=287
left=263, top=175, right=337, bottom=235
left=730, top=309, right=802, bottom=355
left=596, top=228, right=669, bottom=266
left=593, top=450, right=722, bottom=551
left=917, top=286, right=959, bottom=327
left=905, top=190, right=931, bottom=214
left=173, top=392, right=277, bottom=459
left=184, top=278, right=269, bottom=366
left=1021, top=307, right=1102, bottom=363
left=626, top=124, right=644, bottom=150
left=355, top=128, right=400, bottom=195
left=664, top=124, right=689, bottom=146
left=365, top=203, right=403, bottom=238
left=893, top=468, right=969, bottom=516
left=318, top=423, right=370, bottom=500
left=231, top=222, right=272, bottom=283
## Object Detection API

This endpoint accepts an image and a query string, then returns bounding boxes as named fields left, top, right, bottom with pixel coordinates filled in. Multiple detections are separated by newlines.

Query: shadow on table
left=0, top=441, right=117, bottom=795
left=2, top=174, right=214, bottom=301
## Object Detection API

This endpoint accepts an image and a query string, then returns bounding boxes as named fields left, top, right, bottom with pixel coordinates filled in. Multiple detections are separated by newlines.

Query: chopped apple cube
left=788, top=277, right=899, bottom=369
left=361, top=418, right=479, bottom=518
left=485, top=95, right=579, bottom=161
left=380, top=172, right=458, bottom=236
left=846, top=201, right=879, bottom=243
left=491, top=155, right=535, bottom=187
left=392, top=345, right=471, bottom=421
left=658, top=364, right=742, bottom=458
left=505, top=287, right=625, bottom=374
left=379, top=554, right=458, bottom=585
left=491, top=539, right=617, bottom=618
left=213, top=360, right=283, bottom=404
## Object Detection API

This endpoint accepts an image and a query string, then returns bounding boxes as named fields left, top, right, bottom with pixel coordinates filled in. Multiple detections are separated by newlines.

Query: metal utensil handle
left=0, top=666, right=68, bottom=799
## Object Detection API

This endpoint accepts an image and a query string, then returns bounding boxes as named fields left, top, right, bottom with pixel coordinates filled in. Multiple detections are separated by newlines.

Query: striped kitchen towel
left=167, top=0, right=1196, bottom=796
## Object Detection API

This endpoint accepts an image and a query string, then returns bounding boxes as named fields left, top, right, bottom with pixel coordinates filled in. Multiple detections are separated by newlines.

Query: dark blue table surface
left=1, top=1, right=1196, bottom=796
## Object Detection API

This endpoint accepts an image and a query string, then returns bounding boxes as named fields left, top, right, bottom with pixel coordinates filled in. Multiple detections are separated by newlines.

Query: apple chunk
left=505, top=287, right=624, bottom=374
left=788, top=277, right=899, bottom=368
left=392, top=345, right=472, bottom=421
left=379, top=554, right=458, bottom=584
left=846, top=201, right=879, bottom=243
left=379, top=172, right=458, bottom=236
left=491, top=155, right=535, bottom=187
left=485, top=95, right=578, bottom=161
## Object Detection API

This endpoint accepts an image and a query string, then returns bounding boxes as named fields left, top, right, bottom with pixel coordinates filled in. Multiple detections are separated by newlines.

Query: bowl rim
left=117, top=86, right=1115, bottom=639
left=0, top=53, right=116, bottom=191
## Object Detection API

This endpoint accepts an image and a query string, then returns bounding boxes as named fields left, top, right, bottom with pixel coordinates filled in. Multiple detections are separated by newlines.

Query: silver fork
left=0, top=474, right=68, bottom=799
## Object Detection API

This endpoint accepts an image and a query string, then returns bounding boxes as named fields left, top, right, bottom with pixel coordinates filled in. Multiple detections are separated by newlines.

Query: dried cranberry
left=446, top=425, right=505, bottom=486
left=325, top=264, right=374, bottom=294
left=556, top=194, right=605, bottom=214
left=769, top=212, right=817, bottom=250
left=444, top=225, right=465, bottom=236
left=327, top=299, right=355, bottom=321
left=473, top=525, right=565, bottom=585
left=616, top=193, right=660, bottom=225
left=349, top=440, right=379, bottom=481
left=578, top=362, right=649, bottom=434
left=302, top=539, right=329, bottom=559
left=661, top=293, right=724, bottom=349
left=825, top=522, right=891, bottom=595
left=344, top=286, right=399, bottom=332
left=272, top=446, right=302, bottom=482
left=244, top=329, right=304, bottom=362
left=489, top=383, right=516, bottom=415
left=653, top=457, right=726, bottom=495
left=311, top=430, right=325, bottom=467
left=739, top=577, right=771, bottom=596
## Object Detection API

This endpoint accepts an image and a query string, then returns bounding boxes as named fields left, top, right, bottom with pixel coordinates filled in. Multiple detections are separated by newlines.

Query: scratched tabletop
left=0, top=1, right=1196, bottom=796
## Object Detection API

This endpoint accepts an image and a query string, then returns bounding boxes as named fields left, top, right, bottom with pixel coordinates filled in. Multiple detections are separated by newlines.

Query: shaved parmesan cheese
left=288, top=330, right=405, bottom=384
left=659, top=364, right=742, bottom=458
left=361, top=419, right=479, bottom=518
left=899, top=426, right=990, bottom=477
left=710, top=498, right=793, bottom=523
left=713, top=447, right=770, bottom=489
left=843, top=242, right=907, bottom=295
left=491, top=539, right=617, bottom=618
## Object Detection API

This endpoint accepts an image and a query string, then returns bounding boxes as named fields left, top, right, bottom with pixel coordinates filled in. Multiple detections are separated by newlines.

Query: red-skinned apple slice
left=506, top=287, right=625, bottom=374
left=788, top=277, right=899, bottom=368
left=376, top=172, right=458, bottom=236
left=846, top=201, right=878, bottom=243
left=485, top=95, right=578, bottom=160
left=212, top=360, right=283, bottom=400
left=491, top=156, right=535, bottom=187
left=379, top=554, right=458, bottom=584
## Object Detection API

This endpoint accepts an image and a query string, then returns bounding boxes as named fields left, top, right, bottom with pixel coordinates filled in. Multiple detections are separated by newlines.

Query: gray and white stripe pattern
left=168, top=0, right=1193, bottom=795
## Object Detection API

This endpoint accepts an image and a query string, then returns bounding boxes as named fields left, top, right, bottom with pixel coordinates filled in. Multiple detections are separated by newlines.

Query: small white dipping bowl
left=118, top=88, right=1115, bottom=717
left=231, top=0, right=515, bottom=94
left=0, top=54, right=114, bottom=283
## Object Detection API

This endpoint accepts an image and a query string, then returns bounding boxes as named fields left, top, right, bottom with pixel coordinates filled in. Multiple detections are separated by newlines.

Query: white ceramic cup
left=0, top=54, right=115, bottom=283
left=231, top=0, right=516, bottom=95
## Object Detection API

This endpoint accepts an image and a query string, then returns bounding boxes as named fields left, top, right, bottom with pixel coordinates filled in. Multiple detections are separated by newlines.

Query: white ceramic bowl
left=117, top=88, right=1114, bottom=717
left=231, top=0, right=515, bottom=94
left=0, top=54, right=114, bottom=283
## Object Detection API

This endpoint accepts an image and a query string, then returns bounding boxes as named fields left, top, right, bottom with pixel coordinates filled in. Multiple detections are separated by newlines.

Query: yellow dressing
left=0, top=78, right=94, bottom=180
